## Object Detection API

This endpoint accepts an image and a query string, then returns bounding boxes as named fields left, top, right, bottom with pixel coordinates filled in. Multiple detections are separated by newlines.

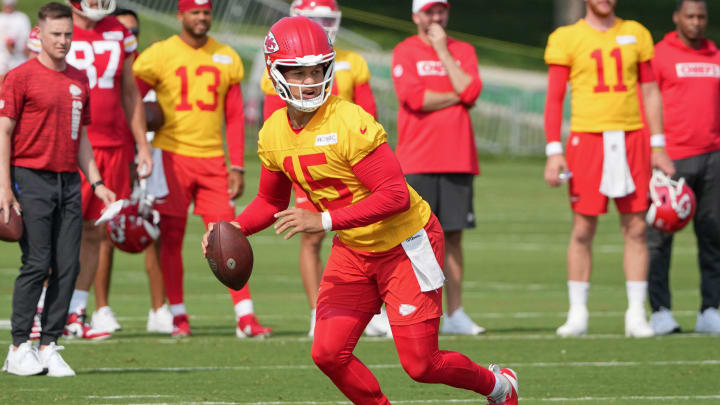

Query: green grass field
left=0, top=154, right=718, bottom=404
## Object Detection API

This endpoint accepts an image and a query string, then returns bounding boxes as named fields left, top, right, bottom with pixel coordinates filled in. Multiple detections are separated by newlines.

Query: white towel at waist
left=145, top=147, right=169, bottom=199
left=599, top=130, right=636, bottom=198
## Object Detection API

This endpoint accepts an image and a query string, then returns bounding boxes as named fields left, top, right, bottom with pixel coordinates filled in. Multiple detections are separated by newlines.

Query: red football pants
left=311, top=307, right=496, bottom=403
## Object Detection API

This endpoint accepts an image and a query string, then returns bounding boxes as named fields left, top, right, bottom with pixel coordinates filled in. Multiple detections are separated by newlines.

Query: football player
left=133, top=0, right=271, bottom=338
left=202, top=16, right=518, bottom=404
left=543, top=0, right=675, bottom=337
left=260, top=0, right=385, bottom=338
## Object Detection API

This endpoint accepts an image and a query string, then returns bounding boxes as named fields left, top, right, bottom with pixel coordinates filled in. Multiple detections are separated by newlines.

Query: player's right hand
left=544, top=154, right=569, bottom=187
left=95, top=185, right=116, bottom=207
left=427, top=23, right=448, bottom=53
left=0, top=186, right=20, bottom=225
left=201, top=221, right=242, bottom=256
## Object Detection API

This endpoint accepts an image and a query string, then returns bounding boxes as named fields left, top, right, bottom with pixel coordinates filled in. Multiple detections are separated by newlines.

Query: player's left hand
left=95, top=185, right=116, bottom=207
left=273, top=208, right=323, bottom=240
left=135, top=146, right=153, bottom=179
left=651, top=149, right=676, bottom=177
left=228, top=169, right=244, bottom=199
left=427, top=23, right=448, bottom=54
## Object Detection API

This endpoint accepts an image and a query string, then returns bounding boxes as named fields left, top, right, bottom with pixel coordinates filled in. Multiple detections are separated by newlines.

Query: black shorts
left=405, top=173, right=476, bottom=232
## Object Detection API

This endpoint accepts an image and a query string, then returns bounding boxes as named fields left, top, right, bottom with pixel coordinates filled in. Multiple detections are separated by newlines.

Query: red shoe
left=171, top=314, right=191, bottom=337
left=64, top=309, right=111, bottom=340
left=236, top=314, right=272, bottom=338
left=486, top=364, right=518, bottom=404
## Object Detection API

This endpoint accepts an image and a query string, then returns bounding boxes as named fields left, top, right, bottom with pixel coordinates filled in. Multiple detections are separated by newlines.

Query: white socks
left=626, top=281, right=648, bottom=313
left=234, top=299, right=254, bottom=319
left=169, top=303, right=187, bottom=316
left=567, top=281, right=589, bottom=311
left=68, top=290, right=89, bottom=315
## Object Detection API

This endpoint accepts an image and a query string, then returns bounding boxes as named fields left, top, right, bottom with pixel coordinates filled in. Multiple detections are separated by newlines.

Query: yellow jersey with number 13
left=133, top=35, right=243, bottom=158
left=545, top=18, right=654, bottom=132
left=258, top=95, right=431, bottom=253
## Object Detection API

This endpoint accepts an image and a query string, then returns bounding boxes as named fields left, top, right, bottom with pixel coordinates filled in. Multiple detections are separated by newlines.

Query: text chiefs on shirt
left=675, top=62, right=720, bottom=78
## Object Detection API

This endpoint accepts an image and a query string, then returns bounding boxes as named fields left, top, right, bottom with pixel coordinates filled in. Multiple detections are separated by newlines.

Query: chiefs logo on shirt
left=416, top=60, right=447, bottom=77
left=675, top=63, right=720, bottom=78
left=264, top=32, right=279, bottom=54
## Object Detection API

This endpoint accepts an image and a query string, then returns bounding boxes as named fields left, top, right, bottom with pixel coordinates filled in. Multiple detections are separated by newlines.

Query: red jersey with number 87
left=544, top=18, right=654, bottom=132
left=133, top=35, right=244, bottom=159
left=66, top=16, right=137, bottom=147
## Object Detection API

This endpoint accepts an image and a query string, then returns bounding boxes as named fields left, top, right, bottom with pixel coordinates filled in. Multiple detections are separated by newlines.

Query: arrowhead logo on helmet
left=646, top=170, right=696, bottom=233
left=264, top=32, right=280, bottom=54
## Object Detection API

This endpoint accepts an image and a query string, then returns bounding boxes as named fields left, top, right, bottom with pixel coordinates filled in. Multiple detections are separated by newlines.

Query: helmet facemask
left=269, top=54, right=336, bottom=112
left=290, top=9, right=341, bottom=45
left=69, top=0, right=116, bottom=21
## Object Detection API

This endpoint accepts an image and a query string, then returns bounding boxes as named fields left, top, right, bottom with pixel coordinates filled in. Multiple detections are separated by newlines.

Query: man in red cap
left=392, top=0, right=486, bottom=335
left=133, top=0, right=272, bottom=338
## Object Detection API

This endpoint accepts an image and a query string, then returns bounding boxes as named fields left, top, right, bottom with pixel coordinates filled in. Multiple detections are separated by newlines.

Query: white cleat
left=147, top=305, right=174, bottom=333
left=91, top=306, right=121, bottom=333
left=650, top=308, right=681, bottom=335
left=486, top=364, right=518, bottom=404
left=2, top=342, right=44, bottom=376
left=695, top=308, right=720, bottom=334
left=440, top=307, right=486, bottom=335
left=625, top=309, right=655, bottom=338
left=364, top=308, right=392, bottom=338
left=38, top=343, right=75, bottom=377
left=556, top=307, right=589, bottom=337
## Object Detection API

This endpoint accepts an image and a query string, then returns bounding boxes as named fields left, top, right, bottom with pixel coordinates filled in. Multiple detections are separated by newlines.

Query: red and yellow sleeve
left=544, top=28, right=571, bottom=67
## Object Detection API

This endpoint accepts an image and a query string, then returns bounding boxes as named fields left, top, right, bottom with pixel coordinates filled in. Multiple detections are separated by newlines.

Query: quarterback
left=133, top=0, right=270, bottom=338
left=202, top=16, right=518, bottom=404
left=543, top=0, right=675, bottom=337
left=260, top=0, right=386, bottom=338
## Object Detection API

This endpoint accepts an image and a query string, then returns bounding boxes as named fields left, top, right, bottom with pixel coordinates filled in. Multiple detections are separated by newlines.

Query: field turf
left=0, top=154, right=718, bottom=404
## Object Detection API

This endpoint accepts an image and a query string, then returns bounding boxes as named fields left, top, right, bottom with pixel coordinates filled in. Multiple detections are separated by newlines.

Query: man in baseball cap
left=177, top=0, right=211, bottom=13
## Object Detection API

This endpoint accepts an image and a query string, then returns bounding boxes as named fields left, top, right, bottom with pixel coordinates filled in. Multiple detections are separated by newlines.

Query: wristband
left=231, top=166, right=245, bottom=174
left=650, top=134, right=666, bottom=148
left=545, top=141, right=563, bottom=156
left=321, top=211, right=332, bottom=232
left=91, top=180, right=104, bottom=192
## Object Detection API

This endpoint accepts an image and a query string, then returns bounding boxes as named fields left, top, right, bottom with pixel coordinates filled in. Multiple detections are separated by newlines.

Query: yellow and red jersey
left=133, top=35, right=243, bottom=158
left=545, top=18, right=654, bottom=132
left=259, top=96, right=431, bottom=252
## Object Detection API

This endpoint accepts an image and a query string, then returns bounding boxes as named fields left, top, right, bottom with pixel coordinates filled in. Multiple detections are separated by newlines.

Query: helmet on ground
left=264, top=16, right=336, bottom=112
left=646, top=170, right=696, bottom=233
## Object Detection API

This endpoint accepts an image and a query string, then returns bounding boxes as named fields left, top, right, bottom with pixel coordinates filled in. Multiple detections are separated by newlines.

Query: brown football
left=0, top=207, right=23, bottom=242
left=205, top=221, right=253, bottom=290
left=144, top=101, right=165, bottom=132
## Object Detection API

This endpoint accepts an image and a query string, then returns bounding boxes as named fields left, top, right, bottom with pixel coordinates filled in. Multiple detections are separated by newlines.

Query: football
left=205, top=221, right=253, bottom=290
left=144, top=101, right=165, bottom=132
left=0, top=207, right=23, bottom=242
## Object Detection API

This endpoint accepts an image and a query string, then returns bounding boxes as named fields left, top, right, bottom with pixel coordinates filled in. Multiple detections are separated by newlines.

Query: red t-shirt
left=652, top=31, right=720, bottom=160
left=391, top=35, right=482, bottom=175
left=0, top=58, right=91, bottom=172
left=66, top=16, right=137, bottom=148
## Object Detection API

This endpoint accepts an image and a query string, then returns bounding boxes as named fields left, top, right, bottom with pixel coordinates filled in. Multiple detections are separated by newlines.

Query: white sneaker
left=440, top=307, right=486, bottom=335
left=38, top=343, right=75, bottom=377
left=650, top=308, right=681, bottom=335
left=364, top=308, right=392, bottom=338
left=625, top=308, right=655, bottom=338
left=695, top=308, right=720, bottom=334
left=91, top=306, right=121, bottom=333
left=556, top=306, right=589, bottom=337
left=147, top=305, right=173, bottom=333
left=2, top=342, right=44, bottom=376
left=308, top=309, right=316, bottom=338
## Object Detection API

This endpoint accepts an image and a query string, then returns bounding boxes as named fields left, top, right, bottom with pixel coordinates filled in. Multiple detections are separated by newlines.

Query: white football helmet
left=264, top=16, right=336, bottom=112
left=67, top=0, right=116, bottom=21
left=289, top=0, right=342, bottom=45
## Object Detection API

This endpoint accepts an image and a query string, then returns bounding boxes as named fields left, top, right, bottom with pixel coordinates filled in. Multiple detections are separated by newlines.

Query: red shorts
left=293, top=183, right=317, bottom=211
left=566, top=129, right=651, bottom=216
left=81, top=144, right=134, bottom=220
left=155, top=150, right=235, bottom=220
left=317, top=214, right=444, bottom=326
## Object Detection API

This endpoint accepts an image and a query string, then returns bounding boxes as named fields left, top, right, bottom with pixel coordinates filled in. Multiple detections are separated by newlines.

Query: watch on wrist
left=91, top=180, right=105, bottom=192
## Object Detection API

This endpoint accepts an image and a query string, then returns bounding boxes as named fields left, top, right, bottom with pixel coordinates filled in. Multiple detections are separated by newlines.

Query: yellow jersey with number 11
left=258, top=95, right=431, bottom=253
left=133, top=35, right=244, bottom=158
left=545, top=18, right=654, bottom=132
